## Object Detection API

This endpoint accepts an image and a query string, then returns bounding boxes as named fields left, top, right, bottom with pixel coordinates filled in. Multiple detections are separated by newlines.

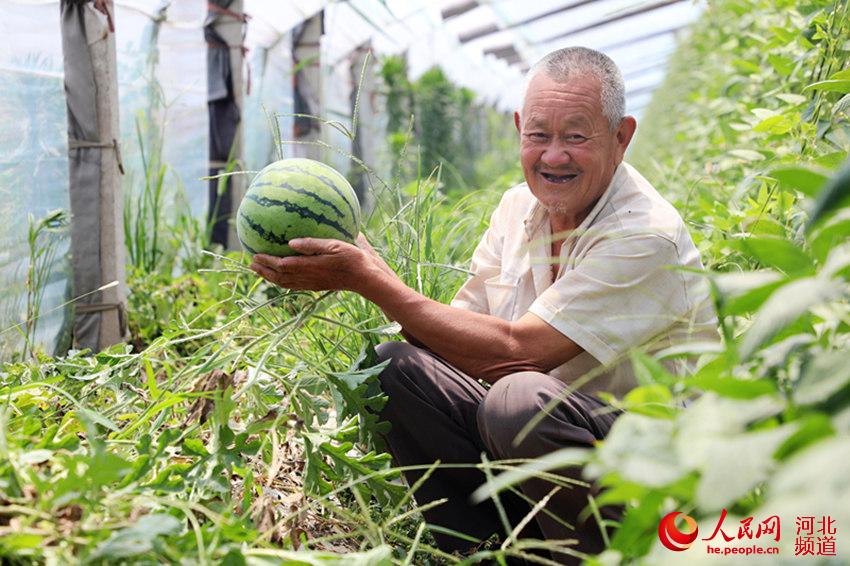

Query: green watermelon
left=236, top=158, right=361, bottom=256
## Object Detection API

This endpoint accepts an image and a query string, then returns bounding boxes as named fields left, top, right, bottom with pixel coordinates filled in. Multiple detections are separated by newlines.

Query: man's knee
left=374, top=341, right=433, bottom=397
left=477, top=372, right=555, bottom=459
left=477, top=372, right=605, bottom=459
left=376, top=340, right=418, bottom=373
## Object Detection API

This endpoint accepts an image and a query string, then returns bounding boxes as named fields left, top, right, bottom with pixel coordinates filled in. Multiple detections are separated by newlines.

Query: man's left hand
left=250, top=237, right=377, bottom=293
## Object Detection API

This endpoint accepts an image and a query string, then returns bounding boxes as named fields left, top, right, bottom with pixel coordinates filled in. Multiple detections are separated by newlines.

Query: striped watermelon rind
left=236, top=158, right=361, bottom=256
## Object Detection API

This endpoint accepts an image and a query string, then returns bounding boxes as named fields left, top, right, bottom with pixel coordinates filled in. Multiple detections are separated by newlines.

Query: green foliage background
left=380, top=57, right=517, bottom=192
left=583, top=0, right=850, bottom=562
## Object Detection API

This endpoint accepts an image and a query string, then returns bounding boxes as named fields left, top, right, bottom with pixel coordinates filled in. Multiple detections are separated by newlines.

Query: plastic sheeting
left=321, top=8, right=357, bottom=177
left=243, top=33, right=294, bottom=172
left=115, top=0, right=209, bottom=219
left=0, top=0, right=72, bottom=359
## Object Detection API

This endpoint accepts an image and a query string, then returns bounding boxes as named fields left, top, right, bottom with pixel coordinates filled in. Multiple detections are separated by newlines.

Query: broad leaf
left=770, top=165, right=828, bottom=197
left=729, top=149, right=766, bottom=161
left=709, top=270, right=787, bottom=315
left=731, top=236, right=814, bottom=274
left=589, top=414, right=685, bottom=487
left=807, top=158, right=850, bottom=228
left=794, top=350, right=850, bottom=407
left=739, top=276, right=844, bottom=360
left=803, top=79, right=850, bottom=93
left=810, top=211, right=850, bottom=261
left=90, top=514, right=181, bottom=559
left=696, top=425, right=796, bottom=511
left=711, top=270, right=783, bottom=297
left=753, top=113, right=799, bottom=134
left=685, top=373, right=777, bottom=399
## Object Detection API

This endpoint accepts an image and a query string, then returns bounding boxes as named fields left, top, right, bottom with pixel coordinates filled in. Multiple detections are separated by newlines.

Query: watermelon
left=236, top=158, right=361, bottom=256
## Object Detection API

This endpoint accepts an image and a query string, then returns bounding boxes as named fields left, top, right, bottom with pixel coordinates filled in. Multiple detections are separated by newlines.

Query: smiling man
left=251, top=47, right=717, bottom=564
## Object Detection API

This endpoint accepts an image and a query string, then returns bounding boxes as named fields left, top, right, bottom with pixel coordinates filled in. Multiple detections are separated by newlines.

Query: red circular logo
left=658, top=511, right=699, bottom=551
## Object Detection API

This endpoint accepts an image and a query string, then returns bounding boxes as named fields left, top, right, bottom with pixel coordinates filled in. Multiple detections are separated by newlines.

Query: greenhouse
left=0, top=0, right=848, bottom=563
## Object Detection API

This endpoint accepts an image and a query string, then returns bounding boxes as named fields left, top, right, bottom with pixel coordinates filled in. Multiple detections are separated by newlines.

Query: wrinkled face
left=516, top=72, right=634, bottom=227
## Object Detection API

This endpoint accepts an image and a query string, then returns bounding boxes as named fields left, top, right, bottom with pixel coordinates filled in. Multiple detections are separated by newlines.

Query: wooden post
left=62, top=0, right=128, bottom=351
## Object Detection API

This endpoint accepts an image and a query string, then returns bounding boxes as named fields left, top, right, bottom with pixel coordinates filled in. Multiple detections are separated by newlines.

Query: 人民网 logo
left=659, top=511, right=699, bottom=551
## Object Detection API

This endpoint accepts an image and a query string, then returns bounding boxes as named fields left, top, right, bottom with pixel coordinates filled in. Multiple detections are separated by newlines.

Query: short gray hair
left=522, top=47, right=625, bottom=130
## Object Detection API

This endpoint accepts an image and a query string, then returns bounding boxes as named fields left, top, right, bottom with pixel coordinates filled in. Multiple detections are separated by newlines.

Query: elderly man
left=251, top=47, right=716, bottom=564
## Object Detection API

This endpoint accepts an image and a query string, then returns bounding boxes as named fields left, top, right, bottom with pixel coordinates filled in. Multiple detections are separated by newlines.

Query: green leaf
left=834, top=94, right=850, bottom=117
left=695, top=425, right=796, bottom=511
left=731, top=236, right=814, bottom=274
left=775, top=93, right=807, bottom=106
left=329, top=358, right=390, bottom=391
left=655, top=341, right=725, bottom=359
left=794, top=350, right=850, bottom=407
left=759, top=437, right=850, bottom=536
left=770, top=165, right=829, bottom=197
left=758, top=333, right=814, bottom=371
left=729, top=149, right=766, bottom=161
left=768, top=54, right=795, bottom=76
left=739, top=276, right=844, bottom=360
left=0, top=534, right=43, bottom=551
left=221, top=548, right=247, bottom=566
left=89, top=450, right=133, bottom=488
left=725, top=280, right=788, bottom=315
left=76, top=407, right=119, bottom=432
left=623, top=384, right=677, bottom=419
left=590, top=414, right=685, bottom=487
left=732, top=58, right=761, bottom=74
left=774, top=413, right=834, bottom=460
left=807, top=158, right=850, bottom=229
left=745, top=215, right=785, bottom=236
left=769, top=26, right=796, bottom=44
left=182, top=437, right=208, bottom=456
left=685, top=373, right=777, bottom=399
left=822, top=242, right=850, bottom=279
left=813, top=151, right=849, bottom=169
left=803, top=79, right=850, bottom=93
left=630, top=351, right=676, bottom=387
left=144, top=358, right=160, bottom=400
left=753, top=113, right=799, bottom=134
left=19, top=449, right=53, bottom=465
left=710, top=270, right=787, bottom=315
left=90, top=514, right=181, bottom=559
left=219, top=519, right=257, bottom=543
left=711, top=270, right=783, bottom=298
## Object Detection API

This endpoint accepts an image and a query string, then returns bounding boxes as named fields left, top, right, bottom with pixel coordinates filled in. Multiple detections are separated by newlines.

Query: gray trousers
left=375, top=341, right=622, bottom=565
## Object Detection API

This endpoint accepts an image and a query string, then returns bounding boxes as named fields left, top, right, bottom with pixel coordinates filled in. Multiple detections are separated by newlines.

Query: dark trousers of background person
left=375, top=341, right=623, bottom=566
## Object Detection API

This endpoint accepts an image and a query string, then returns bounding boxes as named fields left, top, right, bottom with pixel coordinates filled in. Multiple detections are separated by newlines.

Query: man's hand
left=249, top=235, right=387, bottom=293
left=249, top=233, right=583, bottom=383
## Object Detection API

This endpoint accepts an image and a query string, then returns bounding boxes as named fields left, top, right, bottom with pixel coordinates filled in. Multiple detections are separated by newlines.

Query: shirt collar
left=522, top=162, right=627, bottom=240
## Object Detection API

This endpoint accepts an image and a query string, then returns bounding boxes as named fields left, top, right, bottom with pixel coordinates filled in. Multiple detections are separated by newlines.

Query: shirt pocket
left=484, top=274, right=519, bottom=320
